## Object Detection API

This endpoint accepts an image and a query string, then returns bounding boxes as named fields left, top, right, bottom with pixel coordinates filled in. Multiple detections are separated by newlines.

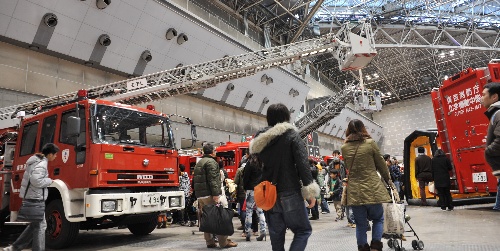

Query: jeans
left=351, top=204, right=384, bottom=246
left=320, top=194, right=330, bottom=213
left=12, top=215, right=46, bottom=251
left=265, top=191, right=312, bottom=251
left=245, top=190, right=266, bottom=235
left=494, top=179, right=500, bottom=210
left=345, top=206, right=355, bottom=224
left=393, top=181, right=401, bottom=194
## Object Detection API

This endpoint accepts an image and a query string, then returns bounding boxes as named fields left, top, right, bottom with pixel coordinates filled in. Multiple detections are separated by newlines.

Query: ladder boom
left=295, top=84, right=356, bottom=139
left=0, top=21, right=376, bottom=131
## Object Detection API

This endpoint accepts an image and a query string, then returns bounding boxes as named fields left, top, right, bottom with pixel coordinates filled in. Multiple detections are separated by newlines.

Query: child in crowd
left=328, top=169, right=343, bottom=221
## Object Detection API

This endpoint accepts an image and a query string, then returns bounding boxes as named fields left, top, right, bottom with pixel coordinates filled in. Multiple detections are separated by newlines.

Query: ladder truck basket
left=488, top=59, right=500, bottom=82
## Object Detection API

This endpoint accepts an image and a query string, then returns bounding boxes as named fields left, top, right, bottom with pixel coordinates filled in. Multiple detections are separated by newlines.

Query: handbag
left=17, top=180, right=45, bottom=222
left=341, top=143, right=361, bottom=206
left=383, top=188, right=405, bottom=235
left=254, top=153, right=280, bottom=211
left=199, top=203, right=234, bottom=236
left=254, top=180, right=277, bottom=211
left=428, top=181, right=436, bottom=194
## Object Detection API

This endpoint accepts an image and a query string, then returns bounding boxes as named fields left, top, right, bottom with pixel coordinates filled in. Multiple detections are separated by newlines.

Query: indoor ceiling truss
left=311, top=23, right=499, bottom=104
left=210, top=0, right=500, bottom=104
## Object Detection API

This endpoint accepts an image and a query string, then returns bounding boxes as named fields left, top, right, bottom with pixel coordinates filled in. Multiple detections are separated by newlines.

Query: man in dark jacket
left=415, top=147, right=432, bottom=206
left=481, top=82, right=500, bottom=211
left=193, top=143, right=237, bottom=248
left=249, top=103, right=319, bottom=251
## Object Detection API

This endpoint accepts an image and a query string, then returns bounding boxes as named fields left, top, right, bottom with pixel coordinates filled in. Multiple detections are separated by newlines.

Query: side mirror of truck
left=66, top=116, right=81, bottom=137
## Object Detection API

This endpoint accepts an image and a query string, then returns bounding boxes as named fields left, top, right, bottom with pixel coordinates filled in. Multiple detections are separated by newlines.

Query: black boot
left=256, top=233, right=266, bottom=241
left=358, top=243, right=370, bottom=251
left=370, top=240, right=383, bottom=251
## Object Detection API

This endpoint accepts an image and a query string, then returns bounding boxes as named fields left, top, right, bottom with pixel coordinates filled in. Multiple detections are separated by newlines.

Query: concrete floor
left=1, top=203, right=500, bottom=250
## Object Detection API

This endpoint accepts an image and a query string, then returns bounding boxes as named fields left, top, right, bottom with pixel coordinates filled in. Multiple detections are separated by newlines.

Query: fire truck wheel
left=127, top=214, right=157, bottom=235
left=46, top=199, right=80, bottom=249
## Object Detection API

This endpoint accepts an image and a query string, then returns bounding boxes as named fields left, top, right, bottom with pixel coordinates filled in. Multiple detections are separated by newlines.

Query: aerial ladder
left=0, top=21, right=376, bottom=134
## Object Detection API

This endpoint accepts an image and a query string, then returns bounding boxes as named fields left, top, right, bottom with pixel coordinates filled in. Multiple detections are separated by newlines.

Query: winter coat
left=390, top=164, right=401, bottom=182
left=431, top=155, right=453, bottom=188
left=193, top=155, right=221, bottom=198
left=243, top=155, right=262, bottom=190
left=249, top=122, right=320, bottom=200
left=341, top=136, right=391, bottom=206
left=19, top=154, right=52, bottom=201
left=484, top=101, right=500, bottom=176
left=233, top=166, right=246, bottom=199
left=415, top=154, right=433, bottom=181
left=327, top=176, right=342, bottom=201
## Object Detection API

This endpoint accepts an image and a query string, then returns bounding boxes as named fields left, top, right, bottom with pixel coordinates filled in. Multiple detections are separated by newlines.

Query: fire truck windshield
left=91, top=105, right=174, bottom=148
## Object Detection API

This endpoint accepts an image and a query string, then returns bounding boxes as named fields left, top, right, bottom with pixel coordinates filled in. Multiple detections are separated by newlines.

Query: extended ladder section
left=0, top=21, right=376, bottom=130
left=295, top=85, right=355, bottom=139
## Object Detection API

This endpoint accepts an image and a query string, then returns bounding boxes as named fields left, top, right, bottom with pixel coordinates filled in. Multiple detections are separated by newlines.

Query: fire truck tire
left=46, top=199, right=80, bottom=249
left=127, top=215, right=157, bottom=236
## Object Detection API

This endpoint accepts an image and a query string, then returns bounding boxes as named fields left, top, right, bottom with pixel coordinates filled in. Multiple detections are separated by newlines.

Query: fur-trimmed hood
left=250, top=122, right=297, bottom=154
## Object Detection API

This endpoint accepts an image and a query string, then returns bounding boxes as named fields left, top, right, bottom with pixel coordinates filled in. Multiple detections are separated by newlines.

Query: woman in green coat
left=341, top=119, right=392, bottom=251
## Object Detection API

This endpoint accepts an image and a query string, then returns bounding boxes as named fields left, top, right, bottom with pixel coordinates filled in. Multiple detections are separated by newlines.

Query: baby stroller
left=383, top=188, right=424, bottom=251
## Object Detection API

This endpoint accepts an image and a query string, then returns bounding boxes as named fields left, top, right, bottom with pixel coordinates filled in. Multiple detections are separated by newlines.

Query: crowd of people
left=185, top=104, right=403, bottom=251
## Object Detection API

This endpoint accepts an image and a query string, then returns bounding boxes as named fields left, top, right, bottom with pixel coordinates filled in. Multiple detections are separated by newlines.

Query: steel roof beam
left=290, top=0, right=324, bottom=43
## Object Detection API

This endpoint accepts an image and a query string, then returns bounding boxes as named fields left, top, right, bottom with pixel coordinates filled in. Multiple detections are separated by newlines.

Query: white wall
left=372, top=95, right=436, bottom=158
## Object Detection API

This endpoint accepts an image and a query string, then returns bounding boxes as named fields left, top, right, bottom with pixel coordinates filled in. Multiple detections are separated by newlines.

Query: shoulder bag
left=17, top=179, right=45, bottom=222
left=254, top=154, right=280, bottom=211
left=341, top=143, right=361, bottom=206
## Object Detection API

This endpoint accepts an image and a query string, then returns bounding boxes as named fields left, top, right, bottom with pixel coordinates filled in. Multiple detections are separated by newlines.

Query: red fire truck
left=403, top=61, right=500, bottom=203
left=0, top=93, right=184, bottom=248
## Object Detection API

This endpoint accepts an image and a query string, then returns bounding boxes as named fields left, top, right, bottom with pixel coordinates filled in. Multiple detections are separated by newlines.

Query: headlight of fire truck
left=101, top=199, right=118, bottom=212
left=169, top=196, right=182, bottom=207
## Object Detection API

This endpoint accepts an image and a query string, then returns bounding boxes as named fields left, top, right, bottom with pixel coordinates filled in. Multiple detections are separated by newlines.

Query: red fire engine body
left=404, top=61, right=500, bottom=202
left=216, top=141, right=251, bottom=179
left=0, top=97, right=184, bottom=249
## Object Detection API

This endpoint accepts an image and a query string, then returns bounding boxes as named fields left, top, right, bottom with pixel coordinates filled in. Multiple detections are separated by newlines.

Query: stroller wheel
left=412, top=240, right=418, bottom=250
left=388, top=239, right=394, bottom=248
left=392, top=239, right=400, bottom=249
left=417, top=240, right=424, bottom=250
